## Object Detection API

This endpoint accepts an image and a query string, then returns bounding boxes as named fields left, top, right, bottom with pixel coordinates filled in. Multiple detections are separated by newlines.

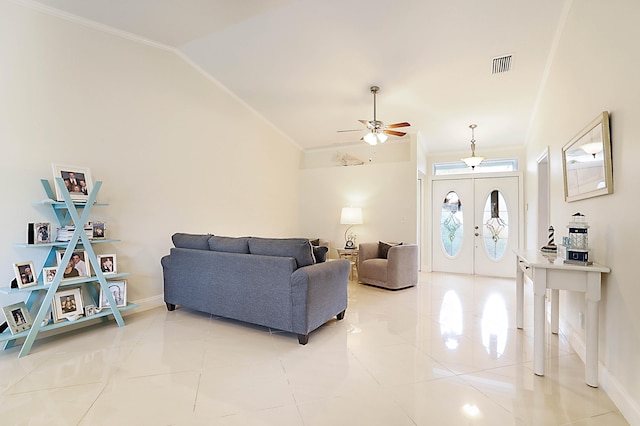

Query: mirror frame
left=562, top=111, right=613, bottom=202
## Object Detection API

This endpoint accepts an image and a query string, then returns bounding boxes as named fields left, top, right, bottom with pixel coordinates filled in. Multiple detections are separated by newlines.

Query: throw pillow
left=313, top=245, right=329, bottom=263
left=309, top=238, right=320, bottom=246
left=208, top=236, right=250, bottom=254
left=378, top=241, right=403, bottom=259
left=172, top=233, right=212, bottom=250
left=248, top=237, right=315, bottom=268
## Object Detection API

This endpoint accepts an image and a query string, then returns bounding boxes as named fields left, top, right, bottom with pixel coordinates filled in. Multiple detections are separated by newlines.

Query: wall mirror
left=562, top=111, right=613, bottom=202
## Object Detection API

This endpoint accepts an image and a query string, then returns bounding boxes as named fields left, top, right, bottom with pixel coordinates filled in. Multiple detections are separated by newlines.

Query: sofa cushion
left=248, top=237, right=315, bottom=268
left=378, top=241, right=403, bottom=259
left=208, top=236, right=250, bottom=254
left=312, top=245, right=329, bottom=263
left=172, top=233, right=212, bottom=250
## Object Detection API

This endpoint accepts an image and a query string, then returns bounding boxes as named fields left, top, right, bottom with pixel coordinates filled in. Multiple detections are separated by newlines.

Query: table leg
left=551, top=289, right=559, bottom=334
left=533, top=268, right=547, bottom=376
left=585, top=272, right=602, bottom=387
left=516, top=257, right=524, bottom=329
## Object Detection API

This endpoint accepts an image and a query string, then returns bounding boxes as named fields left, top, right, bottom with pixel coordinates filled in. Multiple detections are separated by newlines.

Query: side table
left=336, top=248, right=359, bottom=280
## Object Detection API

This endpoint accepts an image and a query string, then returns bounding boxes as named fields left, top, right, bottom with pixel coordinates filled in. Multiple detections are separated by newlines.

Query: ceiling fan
left=338, top=85, right=411, bottom=145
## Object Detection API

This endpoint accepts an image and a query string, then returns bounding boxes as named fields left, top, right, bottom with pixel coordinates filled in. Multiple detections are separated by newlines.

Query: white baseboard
left=560, top=320, right=639, bottom=425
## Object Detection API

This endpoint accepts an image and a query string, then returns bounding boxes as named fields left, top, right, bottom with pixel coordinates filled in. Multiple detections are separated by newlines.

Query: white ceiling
left=29, top=0, right=568, bottom=153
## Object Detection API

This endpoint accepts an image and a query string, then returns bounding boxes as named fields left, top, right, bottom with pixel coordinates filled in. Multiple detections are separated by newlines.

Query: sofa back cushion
left=248, top=237, right=315, bottom=268
left=208, top=236, right=250, bottom=254
left=172, top=233, right=212, bottom=250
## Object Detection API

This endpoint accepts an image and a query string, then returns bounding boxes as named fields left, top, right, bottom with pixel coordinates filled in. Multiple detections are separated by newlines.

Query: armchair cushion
left=378, top=241, right=403, bottom=259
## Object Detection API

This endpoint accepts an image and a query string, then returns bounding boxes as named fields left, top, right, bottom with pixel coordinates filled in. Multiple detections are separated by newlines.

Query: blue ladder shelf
left=1, top=178, right=137, bottom=357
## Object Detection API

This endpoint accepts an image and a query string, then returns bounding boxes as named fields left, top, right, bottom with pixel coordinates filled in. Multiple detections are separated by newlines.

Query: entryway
left=431, top=174, right=521, bottom=278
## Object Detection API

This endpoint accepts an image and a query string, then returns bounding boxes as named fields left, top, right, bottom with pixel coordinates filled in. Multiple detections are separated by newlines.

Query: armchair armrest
left=387, top=244, right=419, bottom=287
left=358, top=242, right=379, bottom=266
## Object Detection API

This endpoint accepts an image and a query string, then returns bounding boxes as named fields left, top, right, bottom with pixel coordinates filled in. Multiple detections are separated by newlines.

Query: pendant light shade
left=462, top=124, right=485, bottom=169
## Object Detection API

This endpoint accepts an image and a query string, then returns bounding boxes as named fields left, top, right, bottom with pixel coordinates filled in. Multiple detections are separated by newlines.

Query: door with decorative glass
left=432, top=176, right=520, bottom=277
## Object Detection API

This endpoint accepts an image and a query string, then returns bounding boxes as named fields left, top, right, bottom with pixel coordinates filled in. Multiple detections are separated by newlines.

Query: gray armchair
left=358, top=242, right=419, bottom=290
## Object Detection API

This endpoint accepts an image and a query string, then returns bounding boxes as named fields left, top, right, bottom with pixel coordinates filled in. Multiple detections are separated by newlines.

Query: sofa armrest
left=290, top=259, right=350, bottom=335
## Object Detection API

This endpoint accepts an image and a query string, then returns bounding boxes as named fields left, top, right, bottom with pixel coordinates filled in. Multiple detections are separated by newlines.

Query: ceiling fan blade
left=359, top=119, right=371, bottom=126
left=337, top=129, right=364, bottom=133
left=383, top=130, right=407, bottom=137
left=386, top=122, right=411, bottom=129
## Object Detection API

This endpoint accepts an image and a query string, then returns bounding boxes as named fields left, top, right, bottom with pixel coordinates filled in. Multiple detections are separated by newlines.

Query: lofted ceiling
left=28, top=0, right=569, bottom=153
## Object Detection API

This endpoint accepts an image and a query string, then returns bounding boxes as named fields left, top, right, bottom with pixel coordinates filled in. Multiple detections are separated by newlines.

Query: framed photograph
left=99, top=280, right=127, bottom=308
left=52, top=288, right=84, bottom=322
left=97, top=254, right=117, bottom=275
left=28, top=222, right=51, bottom=244
left=91, top=221, right=106, bottom=239
left=56, top=250, right=91, bottom=278
left=43, top=266, right=59, bottom=285
left=84, top=304, right=97, bottom=317
left=51, top=164, right=93, bottom=202
left=562, top=111, right=613, bottom=202
left=13, top=261, right=38, bottom=289
left=2, top=302, right=33, bottom=334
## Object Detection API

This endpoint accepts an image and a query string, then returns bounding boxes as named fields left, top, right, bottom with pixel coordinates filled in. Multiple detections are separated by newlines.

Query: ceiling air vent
left=491, top=54, right=513, bottom=74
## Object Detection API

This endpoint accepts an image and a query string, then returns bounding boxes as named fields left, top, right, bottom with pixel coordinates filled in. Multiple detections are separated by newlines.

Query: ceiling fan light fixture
left=462, top=124, right=485, bottom=169
left=364, top=131, right=387, bottom=145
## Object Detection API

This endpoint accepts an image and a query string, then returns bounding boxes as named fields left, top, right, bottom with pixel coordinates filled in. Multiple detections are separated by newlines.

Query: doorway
left=431, top=175, right=521, bottom=277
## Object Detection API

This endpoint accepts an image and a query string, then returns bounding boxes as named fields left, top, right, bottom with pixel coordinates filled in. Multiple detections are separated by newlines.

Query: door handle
left=474, top=233, right=479, bottom=237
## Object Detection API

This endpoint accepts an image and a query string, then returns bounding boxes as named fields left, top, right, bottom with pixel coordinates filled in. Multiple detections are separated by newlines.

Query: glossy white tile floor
left=0, top=272, right=629, bottom=425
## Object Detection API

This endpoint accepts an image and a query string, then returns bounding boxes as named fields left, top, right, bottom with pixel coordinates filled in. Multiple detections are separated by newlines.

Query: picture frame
left=84, top=304, right=97, bottom=317
left=13, top=261, right=38, bottom=289
left=562, top=111, right=613, bottom=202
left=52, top=288, right=84, bottom=322
left=56, top=249, right=91, bottom=278
left=51, top=164, right=93, bottom=202
left=28, top=222, right=51, bottom=244
left=97, top=254, right=117, bottom=275
left=43, top=266, right=59, bottom=285
left=2, top=302, right=33, bottom=334
left=99, top=280, right=127, bottom=308
left=90, top=221, right=105, bottom=239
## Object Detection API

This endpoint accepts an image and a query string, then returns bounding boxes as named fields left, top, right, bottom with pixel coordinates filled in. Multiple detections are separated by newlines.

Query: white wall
left=300, top=139, right=418, bottom=255
left=0, top=2, right=301, bottom=309
left=525, top=0, right=640, bottom=422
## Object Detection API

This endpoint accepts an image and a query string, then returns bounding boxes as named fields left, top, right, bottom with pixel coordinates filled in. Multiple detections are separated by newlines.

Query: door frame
left=428, top=171, right=524, bottom=275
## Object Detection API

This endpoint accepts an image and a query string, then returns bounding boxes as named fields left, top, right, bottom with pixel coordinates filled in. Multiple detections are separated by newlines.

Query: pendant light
left=462, top=124, right=484, bottom=169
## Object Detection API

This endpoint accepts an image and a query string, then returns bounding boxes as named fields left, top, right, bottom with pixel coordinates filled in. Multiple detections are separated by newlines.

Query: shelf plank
left=0, top=303, right=140, bottom=344
left=0, top=273, right=130, bottom=295
left=14, top=239, right=121, bottom=249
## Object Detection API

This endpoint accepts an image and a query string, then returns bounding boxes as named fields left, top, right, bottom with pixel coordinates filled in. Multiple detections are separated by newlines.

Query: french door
left=431, top=175, right=520, bottom=277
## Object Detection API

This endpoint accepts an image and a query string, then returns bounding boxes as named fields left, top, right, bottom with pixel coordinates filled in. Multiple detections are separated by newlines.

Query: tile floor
left=0, top=272, right=629, bottom=425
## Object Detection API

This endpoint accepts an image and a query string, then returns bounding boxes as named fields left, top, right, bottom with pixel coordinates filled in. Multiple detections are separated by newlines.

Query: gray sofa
left=161, top=233, right=350, bottom=344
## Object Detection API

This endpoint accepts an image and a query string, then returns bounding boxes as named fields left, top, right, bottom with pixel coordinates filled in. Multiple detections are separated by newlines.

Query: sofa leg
left=166, top=303, right=176, bottom=311
left=297, top=334, right=309, bottom=345
left=336, top=310, right=346, bottom=320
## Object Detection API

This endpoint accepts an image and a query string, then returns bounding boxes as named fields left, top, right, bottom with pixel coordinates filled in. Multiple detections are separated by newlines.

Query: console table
left=514, top=249, right=610, bottom=387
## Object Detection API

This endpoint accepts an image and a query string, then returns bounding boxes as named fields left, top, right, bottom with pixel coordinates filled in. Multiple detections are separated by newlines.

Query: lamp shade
left=340, top=207, right=363, bottom=225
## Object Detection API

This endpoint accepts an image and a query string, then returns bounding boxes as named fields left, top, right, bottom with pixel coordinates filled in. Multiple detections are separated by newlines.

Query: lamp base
left=344, top=240, right=355, bottom=249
